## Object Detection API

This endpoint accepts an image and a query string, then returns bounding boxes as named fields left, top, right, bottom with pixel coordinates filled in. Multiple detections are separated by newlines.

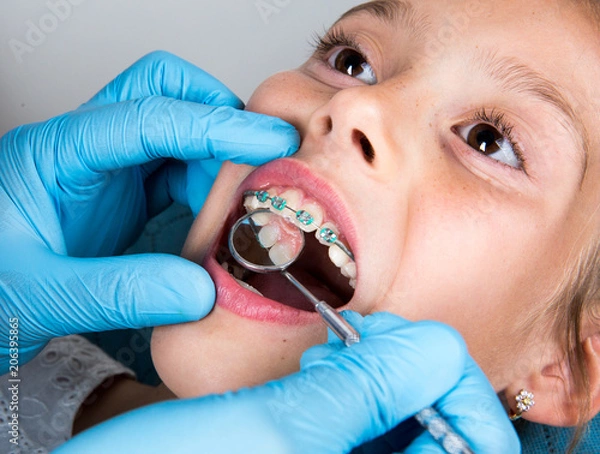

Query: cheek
left=246, top=71, right=329, bottom=137
left=368, top=182, right=565, bottom=386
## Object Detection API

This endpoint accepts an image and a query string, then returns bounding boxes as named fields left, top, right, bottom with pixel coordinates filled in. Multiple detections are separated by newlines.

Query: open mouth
left=213, top=186, right=356, bottom=313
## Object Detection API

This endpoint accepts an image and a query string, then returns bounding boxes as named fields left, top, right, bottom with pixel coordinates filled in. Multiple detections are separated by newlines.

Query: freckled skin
left=152, top=0, right=600, bottom=411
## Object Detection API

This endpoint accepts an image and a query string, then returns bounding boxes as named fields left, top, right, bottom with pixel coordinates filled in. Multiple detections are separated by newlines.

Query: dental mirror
left=228, top=209, right=360, bottom=347
left=228, top=209, right=304, bottom=273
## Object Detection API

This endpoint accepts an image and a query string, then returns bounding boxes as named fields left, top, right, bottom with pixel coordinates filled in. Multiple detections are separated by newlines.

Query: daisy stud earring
left=509, top=389, right=535, bottom=421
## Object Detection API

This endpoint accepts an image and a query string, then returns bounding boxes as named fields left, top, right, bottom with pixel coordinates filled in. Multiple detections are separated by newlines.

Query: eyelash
left=312, top=28, right=369, bottom=65
left=467, top=109, right=527, bottom=172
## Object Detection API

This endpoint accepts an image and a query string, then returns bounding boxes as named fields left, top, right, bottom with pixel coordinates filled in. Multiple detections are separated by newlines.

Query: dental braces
left=245, top=190, right=355, bottom=261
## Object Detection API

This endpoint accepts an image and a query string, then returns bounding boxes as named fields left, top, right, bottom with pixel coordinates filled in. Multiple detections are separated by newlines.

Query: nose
left=305, top=85, right=391, bottom=169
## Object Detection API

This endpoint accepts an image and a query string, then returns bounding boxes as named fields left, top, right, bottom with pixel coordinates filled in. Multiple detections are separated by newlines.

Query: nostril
left=324, top=116, right=333, bottom=134
left=353, top=130, right=375, bottom=163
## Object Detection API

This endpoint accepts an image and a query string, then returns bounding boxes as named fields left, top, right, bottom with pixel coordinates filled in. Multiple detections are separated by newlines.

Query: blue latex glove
left=56, top=313, right=520, bottom=453
left=0, top=51, right=299, bottom=372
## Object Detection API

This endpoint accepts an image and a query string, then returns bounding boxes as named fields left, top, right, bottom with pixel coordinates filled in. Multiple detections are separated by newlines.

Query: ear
left=504, top=332, right=600, bottom=426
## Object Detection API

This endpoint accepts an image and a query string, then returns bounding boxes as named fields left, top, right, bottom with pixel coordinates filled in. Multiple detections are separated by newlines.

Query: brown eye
left=328, top=48, right=377, bottom=85
left=466, top=124, right=503, bottom=155
left=456, top=122, right=521, bottom=169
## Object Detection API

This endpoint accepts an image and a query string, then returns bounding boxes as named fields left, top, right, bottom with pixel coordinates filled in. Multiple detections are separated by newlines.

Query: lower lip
left=204, top=256, right=320, bottom=325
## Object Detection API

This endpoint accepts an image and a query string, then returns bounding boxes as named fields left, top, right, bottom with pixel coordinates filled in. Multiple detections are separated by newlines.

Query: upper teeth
left=243, top=188, right=356, bottom=289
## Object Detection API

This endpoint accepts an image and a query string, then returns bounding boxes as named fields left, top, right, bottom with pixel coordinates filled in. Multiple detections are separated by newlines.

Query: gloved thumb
left=17, top=247, right=215, bottom=339
left=65, top=253, right=215, bottom=332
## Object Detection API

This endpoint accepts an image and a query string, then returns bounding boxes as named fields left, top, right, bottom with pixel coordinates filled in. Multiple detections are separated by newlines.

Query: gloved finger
left=46, top=97, right=299, bottom=182
left=404, top=358, right=520, bottom=454
left=81, top=51, right=244, bottom=110
left=18, top=247, right=215, bottom=338
left=299, top=310, right=366, bottom=366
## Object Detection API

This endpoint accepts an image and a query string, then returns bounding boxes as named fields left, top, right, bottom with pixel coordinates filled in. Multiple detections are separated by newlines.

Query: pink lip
left=205, top=257, right=319, bottom=324
left=203, top=158, right=358, bottom=325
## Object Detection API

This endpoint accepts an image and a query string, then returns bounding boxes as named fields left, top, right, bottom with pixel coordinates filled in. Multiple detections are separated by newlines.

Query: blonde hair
left=543, top=240, right=600, bottom=452
left=556, top=5, right=600, bottom=452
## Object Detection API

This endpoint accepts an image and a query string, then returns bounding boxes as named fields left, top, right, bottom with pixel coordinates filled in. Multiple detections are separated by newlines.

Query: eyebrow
left=475, top=50, right=589, bottom=181
left=337, top=0, right=416, bottom=29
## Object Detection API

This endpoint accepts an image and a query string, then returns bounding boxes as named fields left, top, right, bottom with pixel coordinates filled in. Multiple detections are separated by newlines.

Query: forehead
left=341, top=0, right=592, bottom=28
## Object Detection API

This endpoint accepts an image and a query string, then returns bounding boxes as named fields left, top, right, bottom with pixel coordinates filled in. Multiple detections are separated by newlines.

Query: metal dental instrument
left=281, top=271, right=360, bottom=347
left=229, top=207, right=474, bottom=454
left=228, top=209, right=360, bottom=347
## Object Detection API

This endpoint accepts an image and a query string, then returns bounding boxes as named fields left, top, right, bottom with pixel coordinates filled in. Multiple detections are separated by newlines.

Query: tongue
left=246, top=268, right=345, bottom=312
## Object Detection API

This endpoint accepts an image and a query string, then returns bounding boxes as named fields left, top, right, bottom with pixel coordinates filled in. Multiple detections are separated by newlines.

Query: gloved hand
left=0, top=51, right=300, bottom=372
left=55, top=313, right=520, bottom=454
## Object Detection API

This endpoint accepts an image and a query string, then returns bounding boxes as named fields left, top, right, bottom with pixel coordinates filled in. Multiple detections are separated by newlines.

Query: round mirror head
left=228, top=209, right=305, bottom=273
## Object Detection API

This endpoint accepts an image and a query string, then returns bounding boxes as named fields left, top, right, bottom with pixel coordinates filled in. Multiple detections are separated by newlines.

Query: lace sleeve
left=0, top=335, right=135, bottom=453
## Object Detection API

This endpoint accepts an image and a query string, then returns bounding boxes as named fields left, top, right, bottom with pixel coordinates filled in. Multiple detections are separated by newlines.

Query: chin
left=151, top=158, right=363, bottom=398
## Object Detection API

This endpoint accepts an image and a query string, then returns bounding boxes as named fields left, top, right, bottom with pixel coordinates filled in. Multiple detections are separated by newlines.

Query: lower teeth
left=234, top=277, right=264, bottom=296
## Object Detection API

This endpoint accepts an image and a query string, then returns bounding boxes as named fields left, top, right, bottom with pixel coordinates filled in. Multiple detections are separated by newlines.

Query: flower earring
left=509, top=389, right=535, bottom=421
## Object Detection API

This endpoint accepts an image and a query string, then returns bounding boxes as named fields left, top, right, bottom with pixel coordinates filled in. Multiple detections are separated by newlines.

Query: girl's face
left=152, top=0, right=600, bottom=398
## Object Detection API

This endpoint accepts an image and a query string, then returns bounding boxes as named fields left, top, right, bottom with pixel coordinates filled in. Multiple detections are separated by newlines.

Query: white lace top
left=0, top=335, right=134, bottom=453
